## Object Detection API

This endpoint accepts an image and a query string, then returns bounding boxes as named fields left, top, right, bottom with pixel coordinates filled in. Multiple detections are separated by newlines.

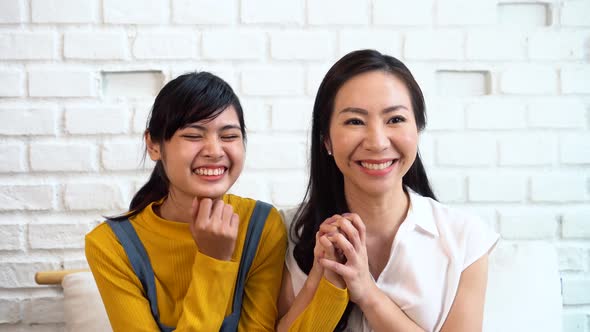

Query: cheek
left=399, top=129, right=419, bottom=149
left=227, top=144, right=245, bottom=166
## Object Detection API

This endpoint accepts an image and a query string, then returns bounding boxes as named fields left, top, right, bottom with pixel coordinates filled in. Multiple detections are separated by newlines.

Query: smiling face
left=326, top=70, right=419, bottom=197
left=147, top=106, right=245, bottom=203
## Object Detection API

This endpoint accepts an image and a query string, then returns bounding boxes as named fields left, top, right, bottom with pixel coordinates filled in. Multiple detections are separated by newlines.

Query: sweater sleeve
left=289, top=277, right=349, bottom=331
left=174, top=252, right=240, bottom=331
left=238, top=207, right=288, bottom=331
left=85, top=226, right=162, bottom=331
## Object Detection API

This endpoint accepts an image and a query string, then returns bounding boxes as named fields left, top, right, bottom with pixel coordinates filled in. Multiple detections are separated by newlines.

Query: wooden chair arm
left=35, top=269, right=91, bottom=285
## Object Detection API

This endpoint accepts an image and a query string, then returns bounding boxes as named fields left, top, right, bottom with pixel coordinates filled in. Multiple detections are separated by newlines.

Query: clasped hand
left=189, top=197, right=239, bottom=261
left=315, top=213, right=374, bottom=305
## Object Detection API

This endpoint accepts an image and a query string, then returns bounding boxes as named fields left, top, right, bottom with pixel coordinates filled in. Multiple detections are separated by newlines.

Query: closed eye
left=221, top=135, right=240, bottom=141
left=181, top=134, right=202, bottom=140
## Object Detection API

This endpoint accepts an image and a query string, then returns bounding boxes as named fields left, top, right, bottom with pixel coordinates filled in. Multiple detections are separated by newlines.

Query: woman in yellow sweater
left=85, top=72, right=287, bottom=331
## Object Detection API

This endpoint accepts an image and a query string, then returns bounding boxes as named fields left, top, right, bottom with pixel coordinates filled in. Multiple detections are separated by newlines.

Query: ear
left=145, top=131, right=162, bottom=161
left=323, top=136, right=332, bottom=156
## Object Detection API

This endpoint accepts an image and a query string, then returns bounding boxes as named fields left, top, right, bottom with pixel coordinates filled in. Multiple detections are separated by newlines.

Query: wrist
left=356, top=281, right=380, bottom=310
left=323, top=269, right=345, bottom=289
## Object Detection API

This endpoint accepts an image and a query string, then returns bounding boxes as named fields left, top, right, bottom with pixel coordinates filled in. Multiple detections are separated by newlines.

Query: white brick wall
left=242, top=0, right=304, bottom=24
left=133, top=31, right=198, bottom=60
left=0, top=105, right=58, bottom=136
left=499, top=208, right=558, bottom=239
left=466, top=29, right=527, bottom=60
left=0, top=0, right=25, bottom=23
left=405, top=30, right=464, bottom=60
left=31, top=0, right=97, bottom=23
left=202, top=30, right=264, bottom=60
left=0, top=144, right=26, bottom=173
left=1, top=0, right=589, bottom=330
left=64, top=105, right=129, bottom=135
left=338, top=29, right=403, bottom=57
left=308, top=0, right=369, bottom=25
left=373, top=0, right=434, bottom=26
left=0, top=69, right=24, bottom=97
left=501, top=65, right=558, bottom=94
left=466, top=101, right=527, bottom=129
left=173, top=0, right=237, bottom=24
left=528, top=99, right=587, bottom=129
left=29, top=142, right=98, bottom=172
left=271, top=31, right=334, bottom=60
left=498, top=134, right=557, bottom=166
left=29, top=69, right=96, bottom=97
left=562, top=66, right=590, bottom=94
left=436, top=0, right=497, bottom=25
left=242, top=66, right=305, bottom=96
left=103, top=0, right=168, bottom=24
left=0, top=32, right=57, bottom=60
left=64, top=31, right=128, bottom=60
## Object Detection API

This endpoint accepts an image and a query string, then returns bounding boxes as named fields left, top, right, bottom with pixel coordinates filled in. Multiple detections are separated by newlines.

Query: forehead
left=333, top=70, right=412, bottom=113
left=186, top=105, right=240, bottom=128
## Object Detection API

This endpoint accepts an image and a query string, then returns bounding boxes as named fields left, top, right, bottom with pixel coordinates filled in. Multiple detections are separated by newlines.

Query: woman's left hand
left=318, top=213, right=376, bottom=305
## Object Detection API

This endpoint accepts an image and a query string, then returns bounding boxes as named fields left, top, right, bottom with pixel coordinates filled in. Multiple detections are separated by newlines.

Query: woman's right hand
left=189, top=197, right=239, bottom=261
left=314, top=216, right=347, bottom=289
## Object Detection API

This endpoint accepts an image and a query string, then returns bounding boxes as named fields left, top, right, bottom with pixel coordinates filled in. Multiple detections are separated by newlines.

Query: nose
left=202, top=137, right=224, bottom=159
left=363, top=124, right=389, bottom=152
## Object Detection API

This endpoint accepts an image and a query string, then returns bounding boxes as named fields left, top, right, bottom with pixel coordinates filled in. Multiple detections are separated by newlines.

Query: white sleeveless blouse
left=281, top=191, right=499, bottom=332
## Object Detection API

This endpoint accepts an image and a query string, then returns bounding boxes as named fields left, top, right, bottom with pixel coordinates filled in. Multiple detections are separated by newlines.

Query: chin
left=192, top=187, right=229, bottom=200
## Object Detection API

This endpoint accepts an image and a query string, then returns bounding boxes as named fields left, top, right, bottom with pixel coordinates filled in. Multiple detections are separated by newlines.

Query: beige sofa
left=37, top=242, right=562, bottom=332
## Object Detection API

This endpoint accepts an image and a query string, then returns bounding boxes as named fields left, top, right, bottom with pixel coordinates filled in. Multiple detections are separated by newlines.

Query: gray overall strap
left=107, top=200, right=272, bottom=332
left=219, top=200, right=272, bottom=332
left=106, top=219, right=174, bottom=332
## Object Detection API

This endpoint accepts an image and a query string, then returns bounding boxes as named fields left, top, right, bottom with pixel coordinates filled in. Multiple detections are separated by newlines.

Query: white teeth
left=194, top=168, right=225, bottom=176
left=360, top=161, right=393, bottom=170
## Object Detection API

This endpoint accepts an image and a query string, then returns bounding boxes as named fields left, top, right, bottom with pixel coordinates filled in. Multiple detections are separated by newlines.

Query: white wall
left=0, top=0, right=589, bottom=331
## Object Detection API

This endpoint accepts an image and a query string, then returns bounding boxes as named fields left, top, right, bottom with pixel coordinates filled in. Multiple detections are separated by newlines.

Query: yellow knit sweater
left=85, top=194, right=287, bottom=331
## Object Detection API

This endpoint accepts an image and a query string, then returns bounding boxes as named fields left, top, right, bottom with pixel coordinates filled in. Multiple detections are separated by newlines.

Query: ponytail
left=107, top=161, right=169, bottom=221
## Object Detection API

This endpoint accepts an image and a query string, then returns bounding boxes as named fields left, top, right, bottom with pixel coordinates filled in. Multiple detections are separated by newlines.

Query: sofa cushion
left=62, top=272, right=112, bottom=332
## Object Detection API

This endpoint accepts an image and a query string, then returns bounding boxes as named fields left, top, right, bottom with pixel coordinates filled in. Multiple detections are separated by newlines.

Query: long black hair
left=109, top=71, right=245, bottom=221
left=291, top=50, right=437, bottom=330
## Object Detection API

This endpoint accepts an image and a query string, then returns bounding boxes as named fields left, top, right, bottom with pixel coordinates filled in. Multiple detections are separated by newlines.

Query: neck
left=157, top=192, right=193, bottom=223
left=344, top=183, right=409, bottom=237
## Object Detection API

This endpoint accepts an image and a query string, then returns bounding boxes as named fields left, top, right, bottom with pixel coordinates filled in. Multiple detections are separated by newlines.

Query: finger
left=211, top=199, right=225, bottom=227
left=335, top=217, right=361, bottom=251
left=314, top=232, right=325, bottom=259
left=191, top=197, right=199, bottom=220
left=342, top=213, right=366, bottom=245
left=229, top=213, right=239, bottom=232
left=196, top=198, right=213, bottom=226
left=319, top=258, right=354, bottom=280
left=221, top=203, right=234, bottom=227
left=318, top=223, right=340, bottom=237
left=318, top=235, right=337, bottom=259
left=327, top=233, right=358, bottom=266
left=324, top=215, right=339, bottom=224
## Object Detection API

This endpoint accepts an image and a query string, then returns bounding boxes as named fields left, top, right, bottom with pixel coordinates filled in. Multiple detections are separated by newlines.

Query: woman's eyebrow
left=382, top=105, right=410, bottom=114
left=184, top=124, right=241, bottom=131
left=337, top=105, right=409, bottom=115
left=219, top=124, right=242, bottom=131
left=337, top=107, right=368, bottom=115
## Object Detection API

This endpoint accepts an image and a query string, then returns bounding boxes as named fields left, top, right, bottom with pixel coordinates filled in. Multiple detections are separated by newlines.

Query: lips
left=359, top=160, right=394, bottom=170
left=357, top=159, right=397, bottom=170
left=192, top=166, right=227, bottom=176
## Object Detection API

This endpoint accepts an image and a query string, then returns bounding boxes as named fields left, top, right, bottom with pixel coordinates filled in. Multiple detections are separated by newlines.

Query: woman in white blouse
left=277, top=50, right=499, bottom=332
